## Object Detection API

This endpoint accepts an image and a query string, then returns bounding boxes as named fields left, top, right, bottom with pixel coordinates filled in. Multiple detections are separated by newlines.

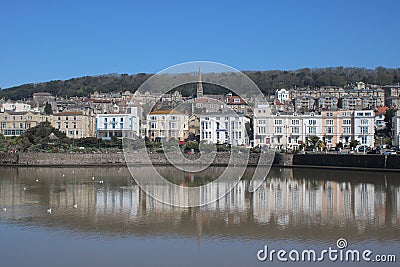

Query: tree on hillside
left=44, top=102, right=53, bottom=115
left=1, top=68, right=400, bottom=100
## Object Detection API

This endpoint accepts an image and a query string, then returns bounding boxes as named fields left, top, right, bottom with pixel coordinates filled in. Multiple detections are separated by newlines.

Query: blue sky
left=0, top=0, right=399, bottom=89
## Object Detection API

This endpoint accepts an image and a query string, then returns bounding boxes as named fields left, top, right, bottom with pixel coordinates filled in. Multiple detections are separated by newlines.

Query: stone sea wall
left=0, top=152, right=399, bottom=170
left=0, top=152, right=293, bottom=167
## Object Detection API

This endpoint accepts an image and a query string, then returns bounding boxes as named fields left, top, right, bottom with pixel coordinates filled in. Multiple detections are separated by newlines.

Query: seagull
left=73, top=204, right=78, bottom=208
left=23, top=187, right=26, bottom=190
left=92, top=176, right=95, bottom=180
left=2, top=208, right=6, bottom=212
left=35, top=179, right=39, bottom=183
left=62, top=174, right=65, bottom=177
left=46, top=208, right=52, bottom=214
left=99, top=180, right=104, bottom=184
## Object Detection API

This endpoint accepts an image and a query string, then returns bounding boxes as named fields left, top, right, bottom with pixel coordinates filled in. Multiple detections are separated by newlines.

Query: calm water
left=0, top=166, right=399, bottom=267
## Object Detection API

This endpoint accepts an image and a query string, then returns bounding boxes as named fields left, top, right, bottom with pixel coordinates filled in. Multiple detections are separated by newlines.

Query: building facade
left=147, top=110, right=189, bottom=141
left=352, top=110, right=375, bottom=147
left=50, top=111, right=95, bottom=139
left=0, top=111, right=42, bottom=136
left=275, top=89, right=290, bottom=103
left=392, top=110, right=400, bottom=148
left=199, top=112, right=250, bottom=146
left=96, top=110, right=139, bottom=140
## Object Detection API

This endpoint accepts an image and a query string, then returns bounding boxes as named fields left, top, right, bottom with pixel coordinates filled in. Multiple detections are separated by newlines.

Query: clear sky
left=0, top=0, right=399, bottom=89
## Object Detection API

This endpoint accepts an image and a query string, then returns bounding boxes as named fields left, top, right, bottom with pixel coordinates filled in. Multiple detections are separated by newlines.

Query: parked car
left=356, top=145, right=369, bottom=153
left=383, top=150, right=397, bottom=155
left=183, top=148, right=195, bottom=154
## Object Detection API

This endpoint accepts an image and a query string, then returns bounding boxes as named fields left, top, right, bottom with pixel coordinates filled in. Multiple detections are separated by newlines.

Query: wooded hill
left=1, top=67, right=399, bottom=100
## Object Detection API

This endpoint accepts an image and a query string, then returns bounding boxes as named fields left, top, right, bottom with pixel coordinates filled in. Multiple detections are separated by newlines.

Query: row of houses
left=275, top=82, right=400, bottom=111
left=253, top=102, right=376, bottom=149
left=2, top=99, right=399, bottom=149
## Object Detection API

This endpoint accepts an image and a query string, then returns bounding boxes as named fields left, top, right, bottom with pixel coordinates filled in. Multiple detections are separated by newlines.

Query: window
left=66, top=117, right=68, bottom=121
left=65, top=123, right=68, bottom=129
left=360, top=119, right=368, bottom=125
left=292, top=127, right=300, bottom=134
left=150, top=116, right=156, bottom=121
left=120, top=118, right=124, bottom=122
left=309, top=120, right=316, bottom=125
left=361, top=126, right=368, bottom=134
left=274, top=119, right=282, bottom=125
left=150, top=122, right=156, bottom=129
left=326, top=127, right=334, bottom=134
left=343, top=127, right=351, bottom=134
left=275, top=126, right=282, bottom=134
left=326, top=119, right=334, bottom=125
left=343, top=119, right=351, bottom=125
left=1, top=122, right=6, bottom=128
left=309, top=127, right=316, bottom=134
left=326, top=112, right=333, bottom=117
left=361, top=136, right=368, bottom=144
left=291, top=119, right=299, bottom=125
left=258, top=126, right=266, bottom=134
left=74, top=116, right=76, bottom=121
left=170, top=122, right=177, bottom=129
left=258, top=119, right=266, bottom=125
left=171, top=116, right=176, bottom=120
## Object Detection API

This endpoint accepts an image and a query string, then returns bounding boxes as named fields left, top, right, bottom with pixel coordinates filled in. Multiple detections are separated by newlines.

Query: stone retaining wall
left=292, top=153, right=400, bottom=170
left=0, top=152, right=292, bottom=167
left=1, top=152, right=398, bottom=170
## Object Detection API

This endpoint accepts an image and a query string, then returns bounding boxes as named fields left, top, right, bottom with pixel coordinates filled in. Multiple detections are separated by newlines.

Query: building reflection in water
left=0, top=166, right=399, bottom=240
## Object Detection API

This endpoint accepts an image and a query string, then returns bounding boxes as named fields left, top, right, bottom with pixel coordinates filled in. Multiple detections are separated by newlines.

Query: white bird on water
left=99, top=180, right=104, bottom=184
left=73, top=204, right=78, bottom=208
left=46, top=208, right=52, bottom=214
left=2, top=208, right=6, bottom=212
left=92, top=176, right=95, bottom=180
left=35, top=179, right=39, bottom=183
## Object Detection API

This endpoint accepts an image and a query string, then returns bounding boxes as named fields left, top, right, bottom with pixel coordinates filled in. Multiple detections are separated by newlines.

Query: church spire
left=196, top=66, right=203, bottom=98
